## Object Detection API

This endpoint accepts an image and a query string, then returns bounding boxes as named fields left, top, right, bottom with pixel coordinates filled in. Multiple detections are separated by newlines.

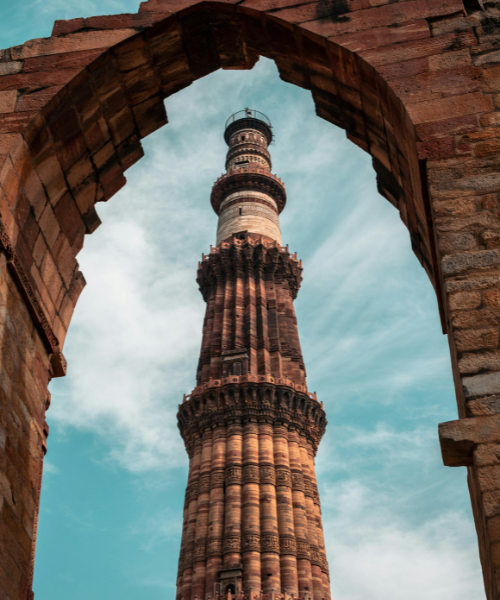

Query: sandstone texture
left=2, top=0, right=500, bottom=598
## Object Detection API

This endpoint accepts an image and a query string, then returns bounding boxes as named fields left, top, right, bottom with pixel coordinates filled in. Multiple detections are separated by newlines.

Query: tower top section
left=224, top=107, right=273, bottom=145
left=211, top=108, right=286, bottom=245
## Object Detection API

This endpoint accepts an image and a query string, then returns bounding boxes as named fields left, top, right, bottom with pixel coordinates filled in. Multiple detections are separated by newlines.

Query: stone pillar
left=242, top=420, right=261, bottom=592
left=259, top=421, right=281, bottom=593
left=274, top=424, right=298, bottom=594
left=206, top=426, right=227, bottom=597
left=299, top=434, right=322, bottom=600
left=224, top=421, right=243, bottom=567
left=306, top=443, right=328, bottom=600
left=183, top=437, right=202, bottom=600
left=288, top=429, right=313, bottom=595
left=192, top=430, right=212, bottom=599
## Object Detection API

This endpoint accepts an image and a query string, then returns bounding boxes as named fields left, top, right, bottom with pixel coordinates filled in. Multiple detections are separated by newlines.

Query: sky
left=0, top=1, right=487, bottom=599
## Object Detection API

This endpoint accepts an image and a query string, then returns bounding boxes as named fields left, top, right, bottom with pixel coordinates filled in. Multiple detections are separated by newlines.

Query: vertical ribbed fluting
left=265, top=279, right=282, bottom=378
left=299, top=435, right=323, bottom=600
left=192, top=430, right=213, bottom=600
left=242, top=421, right=261, bottom=592
left=245, top=269, right=257, bottom=375
left=210, top=276, right=225, bottom=380
left=182, top=438, right=202, bottom=600
left=222, top=275, right=234, bottom=354
left=288, top=429, right=313, bottom=595
left=307, top=444, right=329, bottom=600
left=205, top=426, right=227, bottom=597
left=177, top=453, right=196, bottom=600
left=234, top=269, right=244, bottom=349
left=258, top=421, right=281, bottom=594
left=198, top=280, right=216, bottom=384
left=256, top=271, right=270, bottom=375
left=224, top=422, right=242, bottom=567
left=274, top=424, right=299, bottom=595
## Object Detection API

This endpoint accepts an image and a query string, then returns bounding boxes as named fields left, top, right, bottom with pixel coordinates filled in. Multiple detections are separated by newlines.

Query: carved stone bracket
left=438, top=415, right=500, bottom=466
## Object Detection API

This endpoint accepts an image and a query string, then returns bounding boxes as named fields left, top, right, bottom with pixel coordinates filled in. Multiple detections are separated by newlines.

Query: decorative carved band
left=185, top=483, right=198, bottom=504
left=279, top=536, right=297, bottom=556
left=310, top=545, right=322, bottom=567
left=303, top=476, right=314, bottom=498
left=181, top=549, right=193, bottom=571
left=198, top=474, right=210, bottom=494
left=225, top=465, right=242, bottom=485
left=210, top=470, right=224, bottom=489
left=206, top=538, right=223, bottom=557
left=178, top=383, right=326, bottom=456
left=261, top=534, right=280, bottom=553
left=223, top=536, right=241, bottom=554
left=242, top=534, right=261, bottom=552
left=275, top=468, right=292, bottom=487
left=296, top=539, right=311, bottom=560
left=320, top=550, right=329, bottom=573
left=260, top=466, right=275, bottom=485
left=242, top=464, right=260, bottom=484
left=291, top=471, right=304, bottom=491
left=193, top=540, right=207, bottom=562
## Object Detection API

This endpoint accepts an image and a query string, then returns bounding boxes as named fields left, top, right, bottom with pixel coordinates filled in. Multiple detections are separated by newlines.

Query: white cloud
left=324, top=480, right=483, bottom=600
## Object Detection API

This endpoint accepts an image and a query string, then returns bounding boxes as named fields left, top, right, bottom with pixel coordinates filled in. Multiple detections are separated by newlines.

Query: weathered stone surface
left=3, top=1, right=500, bottom=598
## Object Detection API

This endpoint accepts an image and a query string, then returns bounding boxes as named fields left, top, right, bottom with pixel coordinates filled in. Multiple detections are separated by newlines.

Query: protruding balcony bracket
left=439, top=414, right=500, bottom=467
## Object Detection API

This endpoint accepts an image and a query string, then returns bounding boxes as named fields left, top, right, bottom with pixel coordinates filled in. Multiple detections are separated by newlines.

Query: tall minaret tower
left=176, top=110, right=330, bottom=600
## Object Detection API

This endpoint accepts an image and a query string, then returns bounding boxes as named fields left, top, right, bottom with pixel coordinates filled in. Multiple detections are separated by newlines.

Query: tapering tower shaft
left=176, top=110, right=330, bottom=600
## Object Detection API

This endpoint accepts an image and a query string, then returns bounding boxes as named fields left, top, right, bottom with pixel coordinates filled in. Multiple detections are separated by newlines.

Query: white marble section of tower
left=211, top=110, right=286, bottom=246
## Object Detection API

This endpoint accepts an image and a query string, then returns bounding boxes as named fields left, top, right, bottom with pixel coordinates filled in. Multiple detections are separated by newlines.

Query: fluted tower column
left=177, top=109, right=330, bottom=600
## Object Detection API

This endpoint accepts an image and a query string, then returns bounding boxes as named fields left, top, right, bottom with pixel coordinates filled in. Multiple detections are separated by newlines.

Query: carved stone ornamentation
left=198, top=474, right=210, bottom=494
left=193, top=541, right=206, bottom=561
left=260, top=534, right=280, bottom=553
left=210, top=470, right=224, bottom=489
left=275, top=468, right=292, bottom=487
left=303, top=476, right=314, bottom=498
left=260, top=466, right=275, bottom=485
left=242, top=534, right=261, bottom=552
left=225, top=465, right=242, bottom=485
left=291, top=471, right=304, bottom=491
left=296, top=539, right=311, bottom=560
left=206, top=538, right=223, bottom=557
left=310, top=545, right=322, bottom=567
left=279, top=536, right=297, bottom=556
left=242, top=464, right=259, bottom=484
left=223, top=536, right=241, bottom=554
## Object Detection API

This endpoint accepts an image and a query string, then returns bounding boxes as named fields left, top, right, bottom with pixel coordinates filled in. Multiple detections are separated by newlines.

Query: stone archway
left=1, top=0, right=500, bottom=598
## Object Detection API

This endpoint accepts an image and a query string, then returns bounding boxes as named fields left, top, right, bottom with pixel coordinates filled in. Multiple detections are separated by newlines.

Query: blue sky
left=1, top=1, right=486, bottom=599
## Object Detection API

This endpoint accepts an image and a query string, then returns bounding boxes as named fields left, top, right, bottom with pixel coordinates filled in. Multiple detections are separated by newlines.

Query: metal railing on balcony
left=225, top=108, right=272, bottom=130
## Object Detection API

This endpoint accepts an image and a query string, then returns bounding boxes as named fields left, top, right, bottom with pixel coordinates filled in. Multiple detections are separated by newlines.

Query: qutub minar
left=176, top=109, right=330, bottom=600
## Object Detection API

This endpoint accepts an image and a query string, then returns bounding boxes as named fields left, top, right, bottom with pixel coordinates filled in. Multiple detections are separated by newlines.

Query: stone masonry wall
left=2, top=0, right=500, bottom=598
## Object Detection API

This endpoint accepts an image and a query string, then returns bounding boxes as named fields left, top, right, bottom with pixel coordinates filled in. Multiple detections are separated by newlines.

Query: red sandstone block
left=475, top=139, right=500, bottom=158
left=116, top=135, right=144, bottom=170
left=0, top=90, right=17, bottom=114
left=86, top=13, right=166, bottom=30
left=38, top=204, right=61, bottom=249
left=0, top=111, right=36, bottom=134
left=429, top=47, right=472, bottom=72
left=417, top=114, right=478, bottom=140
left=68, top=270, right=86, bottom=307
left=53, top=191, right=85, bottom=254
left=39, top=251, right=64, bottom=304
left=52, top=18, right=85, bottom=37
left=390, top=65, right=481, bottom=104
left=11, top=30, right=136, bottom=60
left=121, top=63, right=161, bottom=105
left=407, top=92, right=494, bottom=125
left=376, top=56, right=428, bottom=80
left=330, top=19, right=429, bottom=53
left=288, top=0, right=464, bottom=36
left=0, top=71, right=80, bottom=93
left=0, top=156, right=21, bottom=209
left=24, top=49, right=104, bottom=73
left=15, top=86, right=63, bottom=113
left=359, top=31, right=476, bottom=68
left=51, top=233, right=76, bottom=287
